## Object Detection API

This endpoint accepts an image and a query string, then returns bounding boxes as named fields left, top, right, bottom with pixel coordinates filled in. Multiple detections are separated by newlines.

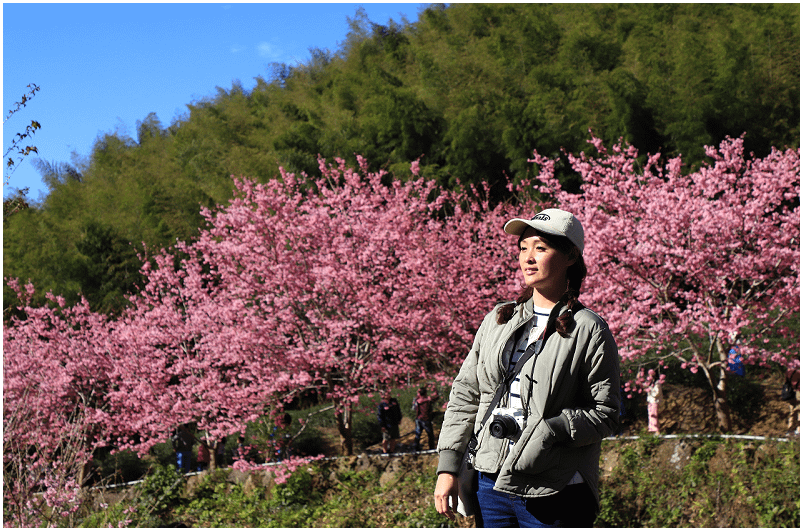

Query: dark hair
left=418, top=387, right=427, bottom=396
left=496, top=229, right=587, bottom=337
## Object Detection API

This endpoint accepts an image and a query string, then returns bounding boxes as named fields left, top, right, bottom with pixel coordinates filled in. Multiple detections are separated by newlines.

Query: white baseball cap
left=503, top=208, right=584, bottom=253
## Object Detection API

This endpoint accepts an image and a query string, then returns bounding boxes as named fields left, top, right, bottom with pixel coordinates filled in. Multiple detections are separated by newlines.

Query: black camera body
left=488, top=407, right=525, bottom=440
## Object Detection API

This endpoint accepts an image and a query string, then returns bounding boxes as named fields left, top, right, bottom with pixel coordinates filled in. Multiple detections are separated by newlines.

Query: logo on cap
left=532, top=214, right=550, bottom=221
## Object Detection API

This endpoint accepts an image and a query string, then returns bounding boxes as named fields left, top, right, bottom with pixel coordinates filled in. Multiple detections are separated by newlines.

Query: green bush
left=597, top=438, right=800, bottom=527
left=78, top=500, right=139, bottom=528
left=352, top=415, right=381, bottom=451
left=749, top=443, right=800, bottom=526
left=291, top=424, right=328, bottom=457
left=81, top=463, right=187, bottom=528
left=77, top=437, right=800, bottom=527
left=149, top=441, right=178, bottom=468
left=176, top=469, right=270, bottom=527
left=135, top=463, right=186, bottom=518
left=272, top=466, right=321, bottom=507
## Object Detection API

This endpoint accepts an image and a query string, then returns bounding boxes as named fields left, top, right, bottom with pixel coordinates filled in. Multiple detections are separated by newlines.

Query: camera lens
left=489, top=415, right=519, bottom=439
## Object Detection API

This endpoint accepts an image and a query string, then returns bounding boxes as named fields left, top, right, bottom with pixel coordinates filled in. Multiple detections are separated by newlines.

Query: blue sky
left=3, top=2, right=427, bottom=201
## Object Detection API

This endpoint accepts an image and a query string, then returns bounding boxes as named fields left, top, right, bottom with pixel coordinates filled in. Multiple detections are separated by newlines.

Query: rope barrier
left=93, top=433, right=795, bottom=490
left=606, top=433, right=794, bottom=443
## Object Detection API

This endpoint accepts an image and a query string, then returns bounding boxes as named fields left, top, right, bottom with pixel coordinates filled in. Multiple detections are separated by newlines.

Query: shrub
left=133, top=463, right=186, bottom=521
left=597, top=438, right=800, bottom=527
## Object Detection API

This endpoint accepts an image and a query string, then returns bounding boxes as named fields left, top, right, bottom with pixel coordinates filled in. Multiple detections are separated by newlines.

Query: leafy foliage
left=179, top=471, right=265, bottom=527
left=5, top=4, right=800, bottom=317
left=78, top=463, right=188, bottom=528
left=136, top=463, right=186, bottom=516
left=597, top=438, right=800, bottom=527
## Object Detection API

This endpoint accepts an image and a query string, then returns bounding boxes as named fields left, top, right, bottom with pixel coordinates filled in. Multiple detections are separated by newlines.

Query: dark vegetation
left=5, top=3, right=800, bottom=315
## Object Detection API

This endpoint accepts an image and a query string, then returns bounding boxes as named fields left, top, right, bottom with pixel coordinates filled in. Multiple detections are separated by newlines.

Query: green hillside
left=5, top=3, right=800, bottom=314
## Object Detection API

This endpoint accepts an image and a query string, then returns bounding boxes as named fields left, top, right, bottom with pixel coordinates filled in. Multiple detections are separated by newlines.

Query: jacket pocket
left=510, top=418, right=561, bottom=477
left=472, top=419, right=507, bottom=472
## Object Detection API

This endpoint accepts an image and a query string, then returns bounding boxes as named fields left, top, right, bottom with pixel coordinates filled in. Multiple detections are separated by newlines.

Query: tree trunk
left=711, top=339, right=733, bottom=432
left=209, top=441, right=217, bottom=470
left=78, top=457, right=92, bottom=487
left=713, top=374, right=733, bottom=433
left=335, top=402, right=354, bottom=456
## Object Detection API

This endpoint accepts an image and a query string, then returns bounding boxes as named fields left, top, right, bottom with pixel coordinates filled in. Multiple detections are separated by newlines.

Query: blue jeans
left=475, top=472, right=597, bottom=528
left=414, top=418, right=435, bottom=450
left=176, top=450, right=191, bottom=473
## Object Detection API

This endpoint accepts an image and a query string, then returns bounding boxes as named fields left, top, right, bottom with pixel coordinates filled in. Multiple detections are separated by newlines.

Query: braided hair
left=496, top=229, right=587, bottom=337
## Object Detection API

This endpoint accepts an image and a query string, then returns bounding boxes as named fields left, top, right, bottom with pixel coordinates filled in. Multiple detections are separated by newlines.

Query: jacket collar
left=501, top=298, right=568, bottom=369
left=519, top=296, right=568, bottom=326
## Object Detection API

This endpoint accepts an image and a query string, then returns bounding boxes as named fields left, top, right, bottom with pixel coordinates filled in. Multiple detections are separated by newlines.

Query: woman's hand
left=434, top=472, right=459, bottom=521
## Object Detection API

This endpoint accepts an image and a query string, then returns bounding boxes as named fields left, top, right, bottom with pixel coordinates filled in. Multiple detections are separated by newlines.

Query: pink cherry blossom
left=101, top=155, right=521, bottom=456
left=526, top=133, right=800, bottom=431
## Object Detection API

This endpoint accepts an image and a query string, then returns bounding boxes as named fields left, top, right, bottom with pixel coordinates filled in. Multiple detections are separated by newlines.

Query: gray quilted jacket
left=436, top=297, right=620, bottom=506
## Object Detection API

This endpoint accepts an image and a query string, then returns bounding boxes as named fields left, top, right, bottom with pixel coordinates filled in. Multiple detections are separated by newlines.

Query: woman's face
left=518, top=227, right=575, bottom=303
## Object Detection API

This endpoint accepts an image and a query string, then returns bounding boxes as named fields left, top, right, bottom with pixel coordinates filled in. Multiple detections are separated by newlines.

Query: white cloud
left=257, top=42, right=281, bottom=59
left=230, top=45, right=246, bottom=54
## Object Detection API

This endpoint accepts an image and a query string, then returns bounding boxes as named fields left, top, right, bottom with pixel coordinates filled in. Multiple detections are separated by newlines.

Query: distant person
left=216, top=436, right=227, bottom=467
left=271, top=413, right=293, bottom=462
left=236, top=435, right=248, bottom=461
left=171, top=425, right=194, bottom=473
left=647, top=381, right=663, bottom=435
left=781, top=368, right=800, bottom=436
left=378, top=390, right=402, bottom=454
left=196, top=441, right=210, bottom=471
left=412, top=387, right=439, bottom=451
left=728, top=345, right=745, bottom=376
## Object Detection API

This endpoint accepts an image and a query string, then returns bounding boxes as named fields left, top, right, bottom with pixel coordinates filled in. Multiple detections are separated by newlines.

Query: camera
left=488, top=407, right=525, bottom=440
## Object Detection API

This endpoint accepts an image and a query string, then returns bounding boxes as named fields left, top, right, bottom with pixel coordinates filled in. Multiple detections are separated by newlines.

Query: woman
left=647, top=381, right=663, bottom=435
left=434, top=208, right=620, bottom=527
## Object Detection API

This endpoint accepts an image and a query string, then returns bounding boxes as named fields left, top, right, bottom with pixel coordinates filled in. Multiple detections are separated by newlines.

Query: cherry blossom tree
left=3, top=279, right=114, bottom=453
left=4, top=154, right=522, bottom=466
left=101, top=249, right=286, bottom=466
left=3, top=400, right=87, bottom=527
left=10, top=132, right=798, bottom=470
left=10, top=135, right=796, bottom=461
left=3, top=280, right=112, bottom=525
left=528, top=134, right=800, bottom=432
left=116, top=156, right=520, bottom=455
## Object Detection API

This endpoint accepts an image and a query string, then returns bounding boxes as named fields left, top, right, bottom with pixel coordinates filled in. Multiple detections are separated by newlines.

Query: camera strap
left=468, top=326, right=547, bottom=455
